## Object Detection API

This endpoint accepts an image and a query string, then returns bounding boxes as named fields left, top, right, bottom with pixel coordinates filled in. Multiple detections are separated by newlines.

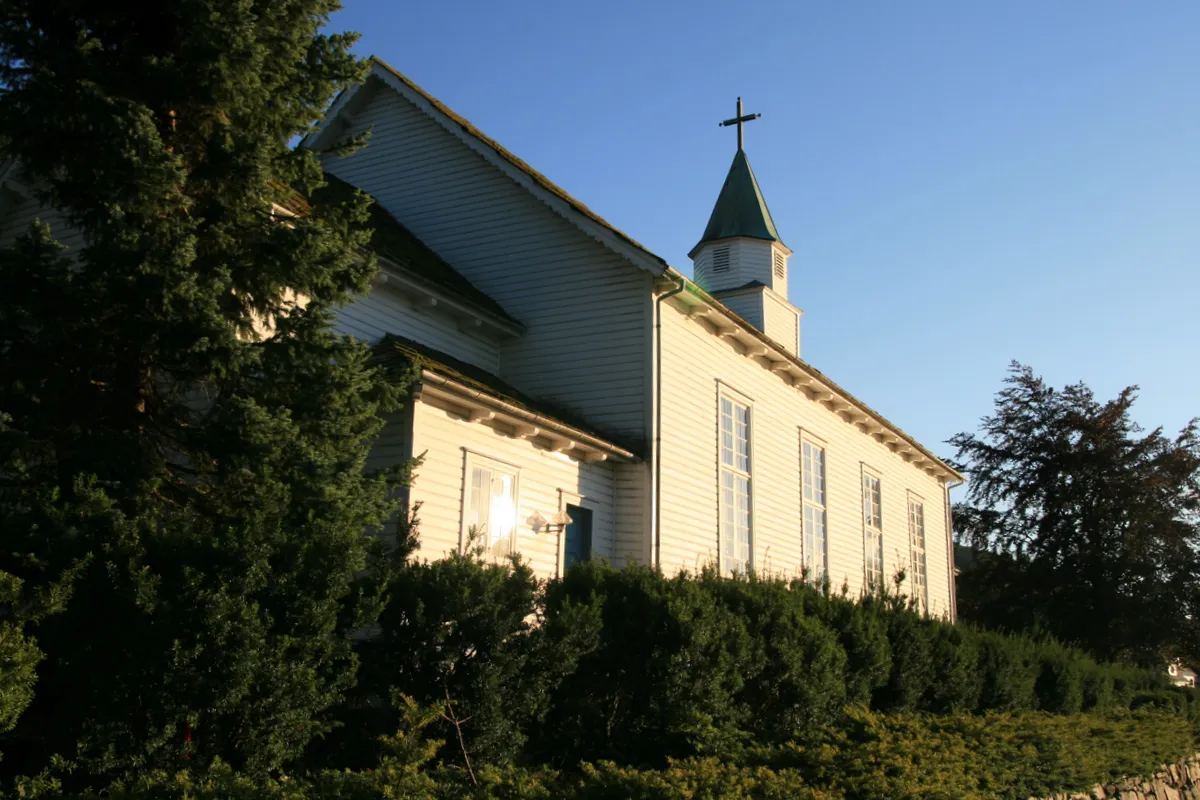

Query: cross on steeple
left=719, top=97, right=761, bottom=152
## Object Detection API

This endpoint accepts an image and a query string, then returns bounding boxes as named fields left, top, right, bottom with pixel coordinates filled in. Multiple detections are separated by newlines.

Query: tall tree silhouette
left=0, top=0, right=412, bottom=778
left=951, top=363, right=1200, bottom=665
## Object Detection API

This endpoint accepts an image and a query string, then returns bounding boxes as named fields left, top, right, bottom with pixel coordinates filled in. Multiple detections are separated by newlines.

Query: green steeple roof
left=692, top=149, right=782, bottom=255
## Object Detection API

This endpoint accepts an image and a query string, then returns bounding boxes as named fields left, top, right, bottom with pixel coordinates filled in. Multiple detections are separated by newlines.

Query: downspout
left=653, top=273, right=687, bottom=568
left=944, top=479, right=964, bottom=622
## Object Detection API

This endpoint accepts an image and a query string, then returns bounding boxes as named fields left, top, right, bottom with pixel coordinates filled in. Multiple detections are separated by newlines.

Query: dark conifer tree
left=0, top=0, right=411, bottom=778
left=951, top=363, right=1200, bottom=665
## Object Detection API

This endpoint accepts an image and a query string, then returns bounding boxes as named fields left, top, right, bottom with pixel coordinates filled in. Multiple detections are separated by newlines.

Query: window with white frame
left=801, top=435, right=827, bottom=581
left=862, top=470, right=883, bottom=589
left=908, top=496, right=928, bottom=613
left=462, top=453, right=518, bottom=561
left=719, top=393, right=752, bottom=574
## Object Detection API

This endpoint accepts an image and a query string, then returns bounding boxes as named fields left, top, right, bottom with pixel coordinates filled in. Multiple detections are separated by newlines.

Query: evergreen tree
left=951, top=363, right=1200, bottom=665
left=0, top=0, right=411, bottom=778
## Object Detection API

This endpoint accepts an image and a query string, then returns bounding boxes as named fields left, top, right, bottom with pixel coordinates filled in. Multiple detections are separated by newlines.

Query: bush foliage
left=19, top=709, right=1193, bottom=800
left=333, top=558, right=1194, bottom=771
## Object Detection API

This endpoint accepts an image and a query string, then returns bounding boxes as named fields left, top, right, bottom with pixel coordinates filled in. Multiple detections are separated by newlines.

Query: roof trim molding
left=418, top=370, right=637, bottom=463
left=0, top=160, right=30, bottom=198
left=306, top=59, right=670, bottom=279
left=659, top=269, right=963, bottom=482
left=372, top=261, right=524, bottom=339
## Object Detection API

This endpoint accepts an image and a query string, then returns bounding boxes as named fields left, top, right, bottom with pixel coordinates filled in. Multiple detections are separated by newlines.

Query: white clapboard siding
left=693, top=238, right=777, bottom=295
left=717, top=293, right=763, bottom=330
left=658, top=303, right=953, bottom=617
left=319, top=87, right=653, bottom=447
left=613, top=461, right=650, bottom=566
left=408, top=399, right=616, bottom=578
left=333, top=285, right=501, bottom=373
left=0, top=194, right=86, bottom=254
left=762, top=291, right=801, bottom=357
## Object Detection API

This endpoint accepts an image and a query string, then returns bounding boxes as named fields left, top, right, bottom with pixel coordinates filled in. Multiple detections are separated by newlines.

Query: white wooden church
left=1, top=57, right=964, bottom=618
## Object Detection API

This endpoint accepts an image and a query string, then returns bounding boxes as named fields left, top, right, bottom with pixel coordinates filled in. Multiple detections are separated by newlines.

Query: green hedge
left=333, top=558, right=1197, bottom=770
left=22, top=710, right=1193, bottom=800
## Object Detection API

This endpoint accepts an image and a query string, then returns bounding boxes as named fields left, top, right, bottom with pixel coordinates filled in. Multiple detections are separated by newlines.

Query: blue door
left=563, top=504, right=592, bottom=569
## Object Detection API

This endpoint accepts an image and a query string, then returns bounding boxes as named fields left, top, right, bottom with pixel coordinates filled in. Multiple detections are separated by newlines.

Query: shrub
left=534, top=563, right=752, bottom=766
left=872, top=607, right=935, bottom=712
left=337, top=557, right=1188, bottom=777
left=701, top=574, right=848, bottom=742
left=757, top=708, right=1195, bottom=800
left=802, top=591, right=892, bottom=707
left=1032, top=641, right=1086, bottom=713
left=924, top=624, right=983, bottom=713
left=348, top=552, right=595, bottom=769
left=1080, top=662, right=1115, bottom=712
left=976, top=630, right=1038, bottom=711
left=565, top=759, right=835, bottom=800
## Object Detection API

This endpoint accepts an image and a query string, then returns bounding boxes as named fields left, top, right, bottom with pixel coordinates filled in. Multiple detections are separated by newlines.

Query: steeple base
left=711, top=283, right=802, bottom=357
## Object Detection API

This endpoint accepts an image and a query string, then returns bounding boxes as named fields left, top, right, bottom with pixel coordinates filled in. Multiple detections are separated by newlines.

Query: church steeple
left=690, top=97, right=802, bottom=356
left=689, top=97, right=783, bottom=257
left=690, top=148, right=782, bottom=255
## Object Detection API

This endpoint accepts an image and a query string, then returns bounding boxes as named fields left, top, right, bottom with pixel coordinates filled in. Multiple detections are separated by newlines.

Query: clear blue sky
left=329, top=1, right=1200, bottom=463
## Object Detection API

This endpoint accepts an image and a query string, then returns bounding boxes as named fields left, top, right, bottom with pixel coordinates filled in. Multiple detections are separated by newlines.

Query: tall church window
left=908, top=496, right=928, bottom=613
left=719, top=392, right=752, bottom=574
left=462, top=452, right=519, bottom=561
left=862, top=470, right=884, bottom=590
left=801, top=435, right=827, bottom=581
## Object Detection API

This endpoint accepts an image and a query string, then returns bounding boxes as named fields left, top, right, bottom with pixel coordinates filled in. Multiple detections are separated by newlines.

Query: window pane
left=814, top=508, right=827, bottom=579
left=469, top=466, right=491, bottom=533
left=489, top=472, right=516, bottom=557
left=814, top=448, right=826, bottom=506
left=720, top=396, right=751, bottom=575
left=908, top=499, right=928, bottom=612
left=803, top=505, right=815, bottom=556
left=720, top=398, right=733, bottom=466
left=735, top=405, right=750, bottom=472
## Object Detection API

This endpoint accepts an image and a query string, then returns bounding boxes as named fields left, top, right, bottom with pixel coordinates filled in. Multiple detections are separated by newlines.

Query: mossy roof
left=310, top=174, right=519, bottom=325
left=374, top=334, right=641, bottom=457
left=367, top=57, right=669, bottom=274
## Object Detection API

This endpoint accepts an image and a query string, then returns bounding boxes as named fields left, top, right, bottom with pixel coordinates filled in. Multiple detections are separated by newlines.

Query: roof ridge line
left=367, top=56, right=671, bottom=276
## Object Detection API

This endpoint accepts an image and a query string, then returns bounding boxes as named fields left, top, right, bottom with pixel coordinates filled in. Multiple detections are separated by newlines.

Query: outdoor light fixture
left=542, top=509, right=572, bottom=534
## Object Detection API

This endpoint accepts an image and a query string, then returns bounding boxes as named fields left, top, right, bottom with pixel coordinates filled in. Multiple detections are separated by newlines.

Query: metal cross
left=719, top=97, right=761, bottom=151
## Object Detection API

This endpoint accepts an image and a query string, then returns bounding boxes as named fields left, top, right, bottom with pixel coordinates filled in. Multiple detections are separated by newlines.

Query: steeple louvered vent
left=773, top=250, right=786, bottom=279
left=712, top=246, right=731, bottom=273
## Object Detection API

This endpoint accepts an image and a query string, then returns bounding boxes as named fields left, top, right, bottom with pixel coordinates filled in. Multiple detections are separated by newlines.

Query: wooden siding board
left=718, top=294, right=764, bottom=330
left=333, top=285, right=501, bottom=373
left=320, top=88, right=651, bottom=448
left=658, top=303, right=953, bottom=615
left=0, top=195, right=86, bottom=254
left=762, top=291, right=800, bottom=356
left=613, top=461, right=650, bottom=566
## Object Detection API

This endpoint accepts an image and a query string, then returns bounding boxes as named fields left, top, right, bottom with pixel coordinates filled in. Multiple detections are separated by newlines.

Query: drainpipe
left=653, top=273, right=687, bottom=568
left=944, top=479, right=964, bottom=622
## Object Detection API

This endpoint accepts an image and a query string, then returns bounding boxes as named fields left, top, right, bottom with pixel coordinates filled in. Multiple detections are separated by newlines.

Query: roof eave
left=659, top=268, right=964, bottom=483
left=418, top=369, right=637, bottom=464
left=373, top=260, right=524, bottom=338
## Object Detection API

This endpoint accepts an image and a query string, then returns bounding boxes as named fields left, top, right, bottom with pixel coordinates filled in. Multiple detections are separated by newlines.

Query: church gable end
left=309, top=60, right=657, bottom=448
